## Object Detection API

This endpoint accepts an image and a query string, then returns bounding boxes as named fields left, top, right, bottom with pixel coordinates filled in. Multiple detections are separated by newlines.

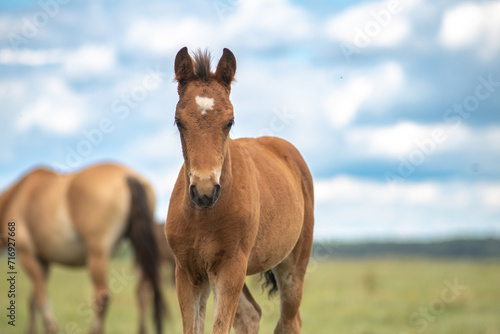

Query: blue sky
left=0, top=0, right=499, bottom=241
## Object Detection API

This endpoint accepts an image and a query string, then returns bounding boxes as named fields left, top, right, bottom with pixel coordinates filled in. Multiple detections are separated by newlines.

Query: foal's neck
left=220, top=140, right=234, bottom=189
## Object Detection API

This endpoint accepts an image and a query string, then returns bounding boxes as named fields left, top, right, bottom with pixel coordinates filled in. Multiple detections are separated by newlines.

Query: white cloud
left=222, top=0, right=312, bottom=48
left=128, top=127, right=183, bottom=163
left=444, top=125, right=500, bottom=153
left=439, top=1, right=500, bottom=60
left=346, top=122, right=436, bottom=157
left=0, top=48, right=64, bottom=66
left=346, top=123, right=500, bottom=158
left=63, top=44, right=116, bottom=77
left=0, top=79, right=25, bottom=102
left=125, top=17, right=213, bottom=55
left=125, top=0, right=312, bottom=54
left=481, top=185, right=500, bottom=209
left=324, top=0, right=416, bottom=49
left=0, top=16, right=13, bottom=33
left=323, top=62, right=404, bottom=128
left=315, top=175, right=441, bottom=206
left=323, top=78, right=372, bottom=128
left=439, top=3, right=482, bottom=48
left=375, top=16, right=410, bottom=47
left=0, top=45, right=116, bottom=76
left=314, top=175, right=500, bottom=240
left=16, top=77, right=87, bottom=135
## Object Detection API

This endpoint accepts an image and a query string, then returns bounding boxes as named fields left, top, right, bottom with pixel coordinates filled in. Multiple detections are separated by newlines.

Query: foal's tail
left=261, top=270, right=279, bottom=297
left=126, top=177, right=165, bottom=334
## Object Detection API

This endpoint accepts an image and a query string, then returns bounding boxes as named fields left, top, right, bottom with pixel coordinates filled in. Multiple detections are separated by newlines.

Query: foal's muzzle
left=189, top=183, right=221, bottom=208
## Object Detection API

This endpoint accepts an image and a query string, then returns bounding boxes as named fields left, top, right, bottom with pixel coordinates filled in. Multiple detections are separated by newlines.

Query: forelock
left=193, top=49, right=212, bottom=82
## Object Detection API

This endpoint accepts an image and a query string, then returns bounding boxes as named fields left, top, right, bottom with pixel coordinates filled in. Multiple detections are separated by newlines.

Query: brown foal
left=166, top=47, right=314, bottom=334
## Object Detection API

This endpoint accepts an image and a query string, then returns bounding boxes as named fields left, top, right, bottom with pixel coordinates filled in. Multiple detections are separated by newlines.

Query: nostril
left=212, top=184, right=221, bottom=200
left=190, top=185, right=198, bottom=201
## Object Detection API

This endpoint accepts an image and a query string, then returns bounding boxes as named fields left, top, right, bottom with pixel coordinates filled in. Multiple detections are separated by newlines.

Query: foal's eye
left=175, top=119, right=184, bottom=129
left=225, top=119, right=234, bottom=130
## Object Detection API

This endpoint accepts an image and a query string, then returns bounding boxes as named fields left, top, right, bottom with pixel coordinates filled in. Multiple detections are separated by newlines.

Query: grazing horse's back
left=67, top=164, right=151, bottom=257
left=5, top=164, right=151, bottom=265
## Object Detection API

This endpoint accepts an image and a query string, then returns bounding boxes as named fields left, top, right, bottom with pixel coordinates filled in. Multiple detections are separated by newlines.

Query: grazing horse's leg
left=136, top=271, right=148, bottom=334
left=208, top=259, right=247, bottom=334
left=232, top=284, right=261, bottom=334
left=19, top=251, right=56, bottom=334
left=175, top=265, right=210, bottom=334
left=29, top=292, right=37, bottom=334
left=87, top=251, right=111, bottom=334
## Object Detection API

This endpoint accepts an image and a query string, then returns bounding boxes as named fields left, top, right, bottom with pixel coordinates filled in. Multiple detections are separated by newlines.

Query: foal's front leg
left=176, top=265, right=210, bottom=334
left=209, top=259, right=247, bottom=334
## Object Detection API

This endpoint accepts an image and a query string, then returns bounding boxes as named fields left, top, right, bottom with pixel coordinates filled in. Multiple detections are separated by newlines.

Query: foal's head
left=174, top=47, right=236, bottom=208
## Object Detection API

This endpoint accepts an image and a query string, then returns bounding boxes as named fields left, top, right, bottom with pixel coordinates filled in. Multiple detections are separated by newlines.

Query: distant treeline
left=56, top=238, right=500, bottom=260
left=312, top=238, right=500, bottom=259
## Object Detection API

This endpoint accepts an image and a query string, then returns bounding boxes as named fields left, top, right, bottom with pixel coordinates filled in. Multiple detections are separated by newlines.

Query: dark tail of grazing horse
left=126, top=177, right=165, bottom=334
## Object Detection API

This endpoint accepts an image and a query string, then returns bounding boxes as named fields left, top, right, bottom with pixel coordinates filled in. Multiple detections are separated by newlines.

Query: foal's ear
left=215, top=48, right=236, bottom=88
left=174, top=47, right=194, bottom=86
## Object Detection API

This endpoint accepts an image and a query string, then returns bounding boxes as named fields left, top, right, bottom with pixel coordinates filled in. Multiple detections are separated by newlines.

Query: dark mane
left=193, top=49, right=212, bottom=81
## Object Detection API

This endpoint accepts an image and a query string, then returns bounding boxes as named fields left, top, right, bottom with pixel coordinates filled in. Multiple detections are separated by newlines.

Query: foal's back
left=235, top=136, right=313, bottom=186
left=231, top=136, right=314, bottom=274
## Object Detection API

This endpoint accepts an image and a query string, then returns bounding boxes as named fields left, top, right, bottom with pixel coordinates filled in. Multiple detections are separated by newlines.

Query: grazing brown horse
left=166, top=47, right=314, bottom=334
left=0, top=163, right=164, bottom=334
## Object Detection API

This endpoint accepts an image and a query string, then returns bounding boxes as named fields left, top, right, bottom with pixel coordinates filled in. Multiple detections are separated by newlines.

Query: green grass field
left=1, top=256, right=499, bottom=334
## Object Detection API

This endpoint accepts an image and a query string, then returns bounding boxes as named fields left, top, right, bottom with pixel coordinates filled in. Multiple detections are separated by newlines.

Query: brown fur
left=0, top=163, right=164, bottom=334
left=166, top=48, right=314, bottom=334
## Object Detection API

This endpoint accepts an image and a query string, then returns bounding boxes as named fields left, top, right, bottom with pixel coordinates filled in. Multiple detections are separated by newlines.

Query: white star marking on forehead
left=195, top=96, right=215, bottom=116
